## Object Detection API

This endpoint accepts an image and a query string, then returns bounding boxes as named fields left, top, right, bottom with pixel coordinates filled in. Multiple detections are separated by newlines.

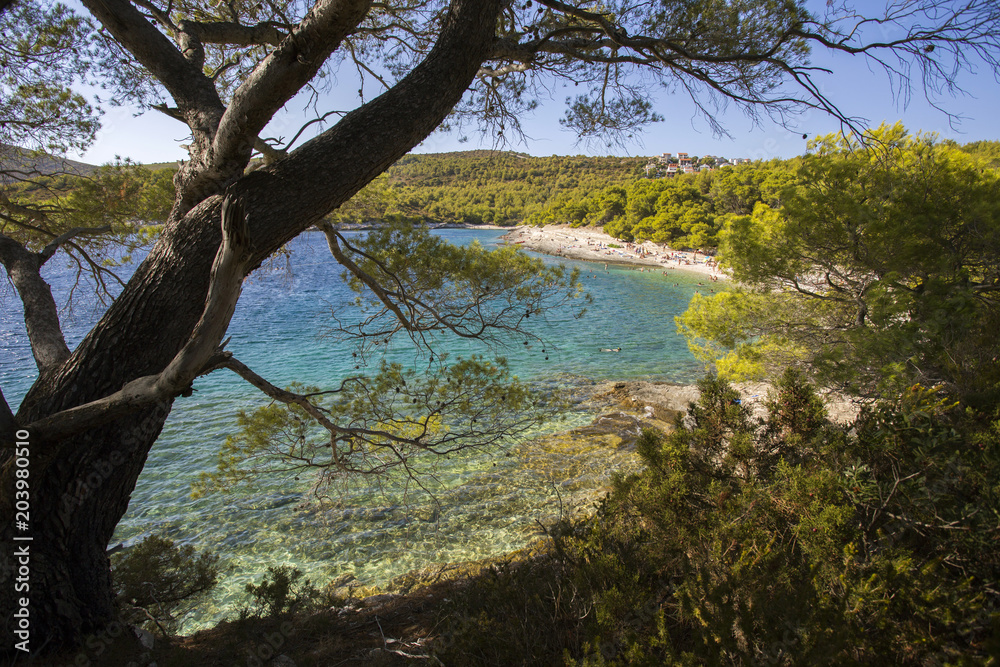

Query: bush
left=238, top=565, right=322, bottom=620
left=111, top=534, right=221, bottom=634
left=432, top=374, right=1000, bottom=665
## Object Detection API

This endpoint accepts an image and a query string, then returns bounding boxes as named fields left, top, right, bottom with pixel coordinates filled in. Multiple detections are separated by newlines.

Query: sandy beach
left=500, top=224, right=727, bottom=280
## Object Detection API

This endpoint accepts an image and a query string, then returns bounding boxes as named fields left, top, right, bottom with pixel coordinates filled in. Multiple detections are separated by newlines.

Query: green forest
left=329, top=150, right=648, bottom=225
left=527, top=133, right=1000, bottom=250
left=334, top=137, right=1000, bottom=256
left=16, top=136, right=996, bottom=255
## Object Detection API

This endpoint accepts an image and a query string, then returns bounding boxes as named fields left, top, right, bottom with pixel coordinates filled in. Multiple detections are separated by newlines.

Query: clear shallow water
left=1, top=228, right=712, bottom=630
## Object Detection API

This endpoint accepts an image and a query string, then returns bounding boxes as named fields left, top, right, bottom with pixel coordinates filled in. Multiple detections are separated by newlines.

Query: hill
left=2, top=147, right=646, bottom=226
left=378, top=151, right=647, bottom=225
left=0, top=145, right=184, bottom=180
left=0, top=143, right=97, bottom=183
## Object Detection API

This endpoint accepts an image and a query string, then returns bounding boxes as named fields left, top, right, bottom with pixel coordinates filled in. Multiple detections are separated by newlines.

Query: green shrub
left=111, top=534, right=220, bottom=634
left=432, top=374, right=1000, bottom=665
left=239, top=565, right=322, bottom=620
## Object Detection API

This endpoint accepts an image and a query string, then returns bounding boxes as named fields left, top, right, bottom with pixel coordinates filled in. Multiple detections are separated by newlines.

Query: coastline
left=501, top=224, right=727, bottom=280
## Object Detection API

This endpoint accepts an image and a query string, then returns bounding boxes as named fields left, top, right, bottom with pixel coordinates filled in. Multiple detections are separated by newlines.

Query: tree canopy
left=678, top=123, right=1000, bottom=402
left=371, top=151, right=646, bottom=225
left=0, top=1, right=99, bottom=154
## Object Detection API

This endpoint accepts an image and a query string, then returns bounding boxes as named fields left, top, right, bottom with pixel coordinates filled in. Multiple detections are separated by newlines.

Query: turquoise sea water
left=0, top=228, right=713, bottom=630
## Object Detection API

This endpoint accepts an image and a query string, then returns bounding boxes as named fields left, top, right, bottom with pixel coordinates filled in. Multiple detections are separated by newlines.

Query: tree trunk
left=1, top=0, right=500, bottom=653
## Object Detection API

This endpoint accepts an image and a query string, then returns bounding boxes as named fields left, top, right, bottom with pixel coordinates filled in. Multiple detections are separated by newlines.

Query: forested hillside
left=3, top=148, right=647, bottom=226
left=525, top=137, right=1000, bottom=249
left=332, top=150, right=647, bottom=225
left=9, top=140, right=997, bottom=247
left=527, top=159, right=795, bottom=248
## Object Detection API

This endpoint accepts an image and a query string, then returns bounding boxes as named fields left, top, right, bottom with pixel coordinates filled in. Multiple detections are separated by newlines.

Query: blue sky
left=72, top=10, right=1000, bottom=166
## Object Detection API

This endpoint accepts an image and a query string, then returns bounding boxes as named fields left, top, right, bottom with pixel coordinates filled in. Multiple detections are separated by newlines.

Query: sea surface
left=0, top=227, right=713, bottom=630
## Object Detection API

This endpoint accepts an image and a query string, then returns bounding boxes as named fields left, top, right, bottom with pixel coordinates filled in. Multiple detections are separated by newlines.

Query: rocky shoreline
left=581, top=378, right=858, bottom=431
left=335, top=378, right=857, bottom=601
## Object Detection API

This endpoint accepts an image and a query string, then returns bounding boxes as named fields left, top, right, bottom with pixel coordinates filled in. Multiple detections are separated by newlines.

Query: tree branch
left=253, top=137, right=286, bottom=164
left=231, top=0, right=504, bottom=256
left=217, top=355, right=344, bottom=434
left=39, top=226, right=112, bottom=263
left=81, top=0, right=222, bottom=115
left=82, top=0, right=227, bottom=214
left=475, top=0, right=1000, bottom=142
left=266, top=108, right=347, bottom=154
left=181, top=19, right=287, bottom=47
left=320, top=223, right=583, bottom=357
left=21, top=196, right=254, bottom=444
left=319, top=223, right=416, bottom=331
left=0, top=233, right=71, bottom=373
left=203, top=350, right=560, bottom=494
left=211, top=0, right=372, bottom=181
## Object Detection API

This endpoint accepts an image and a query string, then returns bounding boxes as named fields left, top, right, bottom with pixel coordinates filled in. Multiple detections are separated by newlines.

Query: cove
left=0, top=227, right=711, bottom=631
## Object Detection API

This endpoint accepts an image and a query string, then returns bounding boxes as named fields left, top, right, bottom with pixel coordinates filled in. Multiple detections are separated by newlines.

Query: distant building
left=650, top=151, right=742, bottom=173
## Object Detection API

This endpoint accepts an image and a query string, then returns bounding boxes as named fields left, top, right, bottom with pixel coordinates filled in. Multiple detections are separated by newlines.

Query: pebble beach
left=501, top=224, right=727, bottom=280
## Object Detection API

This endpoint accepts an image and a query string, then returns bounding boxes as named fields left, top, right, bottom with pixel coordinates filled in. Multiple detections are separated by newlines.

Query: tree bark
left=1, top=0, right=501, bottom=652
left=0, top=234, right=71, bottom=374
left=0, top=388, right=14, bottom=443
